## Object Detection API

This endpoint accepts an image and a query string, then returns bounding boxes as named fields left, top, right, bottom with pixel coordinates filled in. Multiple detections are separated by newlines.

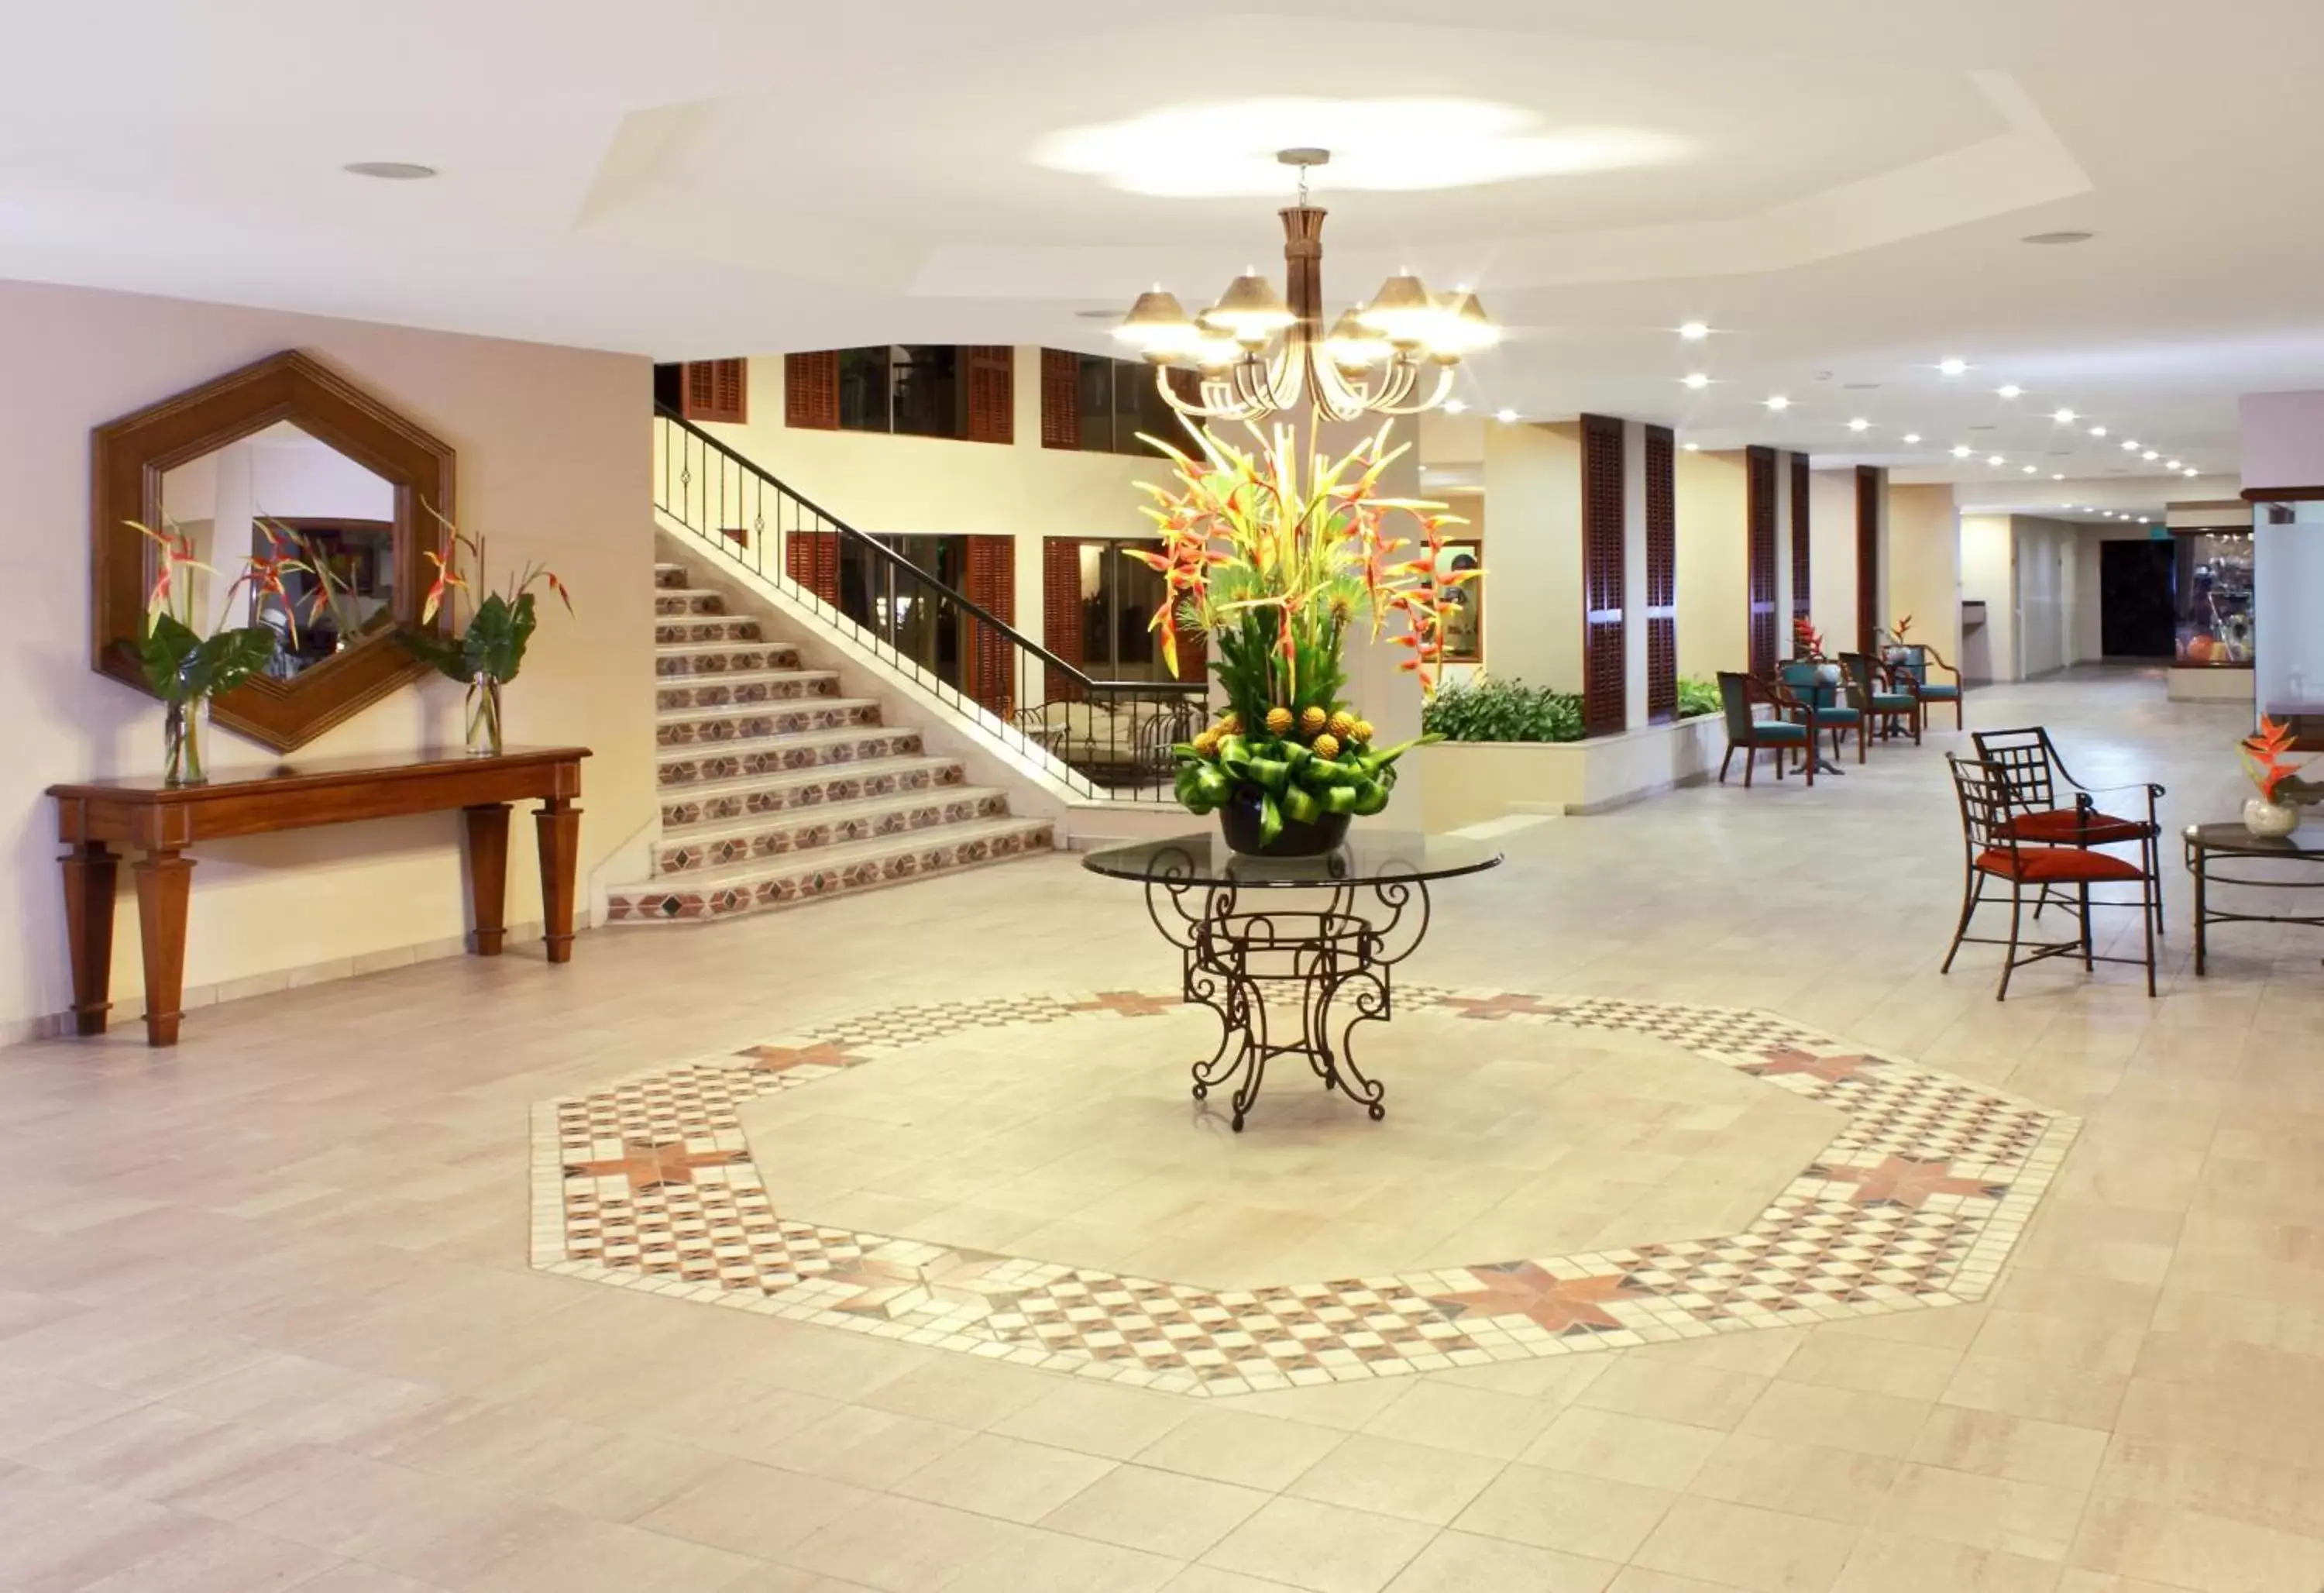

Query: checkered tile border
left=531, top=988, right=2077, bottom=1399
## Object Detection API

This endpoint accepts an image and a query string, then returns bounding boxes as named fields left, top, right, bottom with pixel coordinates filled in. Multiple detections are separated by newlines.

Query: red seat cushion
left=1994, top=809, right=2151, bottom=845
left=1975, top=847, right=2146, bottom=883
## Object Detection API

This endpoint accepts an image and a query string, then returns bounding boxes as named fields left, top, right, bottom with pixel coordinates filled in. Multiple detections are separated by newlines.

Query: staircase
left=603, top=559, right=1056, bottom=924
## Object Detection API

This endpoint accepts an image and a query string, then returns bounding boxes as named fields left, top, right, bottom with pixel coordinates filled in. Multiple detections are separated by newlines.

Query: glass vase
left=162, top=697, right=207, bottom=787
left=465, top=673, right=505, bottom=757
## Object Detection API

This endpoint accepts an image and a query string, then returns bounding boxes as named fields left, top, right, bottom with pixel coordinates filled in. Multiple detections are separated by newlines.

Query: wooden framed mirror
left=91, top=350, right=456, bottom=752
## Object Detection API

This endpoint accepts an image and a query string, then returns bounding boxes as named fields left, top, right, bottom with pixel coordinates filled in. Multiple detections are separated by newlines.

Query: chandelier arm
left=1370, top=364, right=1459, bottom=417
left=1304, top=342, right=1370, bottom=424
left=1154, top=363, right=1247, bottom=421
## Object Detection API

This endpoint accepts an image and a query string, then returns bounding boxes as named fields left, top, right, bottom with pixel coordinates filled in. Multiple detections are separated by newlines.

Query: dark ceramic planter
left=1218, top=786, right=1353, bottom=858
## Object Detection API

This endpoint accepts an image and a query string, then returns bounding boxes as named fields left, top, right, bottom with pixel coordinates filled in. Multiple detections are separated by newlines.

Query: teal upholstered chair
left=1717, top=671, right=1815, bottom=787
left=1779, top=658, right=1866, bottom=765
left=1883, top=643, right=1964, bottom=730
left=1841, top=651, right=1921, bottom=745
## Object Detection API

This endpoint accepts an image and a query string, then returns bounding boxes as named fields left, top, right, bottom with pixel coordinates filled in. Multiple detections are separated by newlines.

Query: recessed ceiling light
left=342, top=161, right=438, bottom=181
left=1494, top=408, right=1518, bottom=423
left=2089, top=425, right=2108, bottom=437
left=1951, top=445, right=1972, bottom=458
left=1683, top=442, right=1701, bottom=452
left=2053, top=408, right=2077, bottom=423
left=1903, top=433, right=1923, bottom=444
left=1681, top=373, right=1710, bottom=389
left=1997, top=384, right=2023, bottom=398
left=2051, top=473, right=2064, bottom=480
left=2121, top=439, right=2140, bottom=450
left=2185, top=466, right=2200, bottom=477
left=2021, top=464, right=2037, bottom=473
left=1987, top=455, right=2005, bottom=466
left=1678, top=321, right=1710, bottom=340
left=1443, top=398, right=1468, bottom=414
left=1938, top=358, right=1969, bottom=376
left=1847, top=418, right=1870, bottom=432
left=2166, top=459, right=2181, bottom=470
left=2023, top=230, right=2096, bottom=246
left=2143, top=449, right=2158, bottom=461
left=1765, top=395, right=1790, bottom=411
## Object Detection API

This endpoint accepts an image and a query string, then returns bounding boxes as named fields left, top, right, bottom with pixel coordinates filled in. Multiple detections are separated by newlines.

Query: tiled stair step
left=654, top=589, right=731, bottom=618
left=655, top=614, right=763, bottom=645
left=606, top=817, right=1057, bottom=924
left=656, top=724, right=927, bottom=787
left=655, top=698, right=882, bottom=748
left=660, top=755, right=969, bottom=829
left=653, top=786, right=1012, bottom=875
left=655, top=668, right=841, bottom=713
left=655, top=562, right=690, bottom=590
left=655, top=640, right=804, bottom=676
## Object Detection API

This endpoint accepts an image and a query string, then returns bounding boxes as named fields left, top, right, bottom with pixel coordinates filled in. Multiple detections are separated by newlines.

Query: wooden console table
left=49, top=746, right=590, bottom=1047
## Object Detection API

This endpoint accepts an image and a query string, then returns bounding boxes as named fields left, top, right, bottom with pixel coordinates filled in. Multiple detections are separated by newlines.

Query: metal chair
left=1943, top=753, right=2157, bottom=999
left=1716, top=671, right=1816, bottom=787
left=1972, top=726, right=2166, bottom=936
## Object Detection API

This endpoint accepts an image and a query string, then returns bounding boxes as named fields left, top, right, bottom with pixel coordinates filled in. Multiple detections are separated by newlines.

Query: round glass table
left=1082, top=832, right=1503, bottom=1130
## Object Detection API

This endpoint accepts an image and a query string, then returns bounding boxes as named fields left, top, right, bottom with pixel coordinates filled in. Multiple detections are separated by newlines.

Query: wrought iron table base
left=1147, top=879, right=1431, bottom=1131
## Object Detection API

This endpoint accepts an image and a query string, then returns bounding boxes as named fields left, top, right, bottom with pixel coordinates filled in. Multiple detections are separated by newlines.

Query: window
left=679, top=359, right=747, bottom=424
left=791, top=346, right=1012, bottom=442
left=1043, top=536, right=1170, bottom=680
left=1040, top=350, right=1191, bottom=458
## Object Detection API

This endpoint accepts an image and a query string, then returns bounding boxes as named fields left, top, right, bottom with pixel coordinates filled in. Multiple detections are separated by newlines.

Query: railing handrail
left=654, top=404, right=1201, bottom=700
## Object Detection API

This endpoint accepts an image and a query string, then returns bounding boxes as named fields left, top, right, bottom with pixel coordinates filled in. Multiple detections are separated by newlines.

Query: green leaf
left=135, top=612, right=202, bottom=700
left=1350, top=779, right=1390, bottom=816
left=1281, top=785, right=1321, bottom=824
left=184, top=627, right=277, bottom=697
left=1257, top=791, right=1284, bottom=847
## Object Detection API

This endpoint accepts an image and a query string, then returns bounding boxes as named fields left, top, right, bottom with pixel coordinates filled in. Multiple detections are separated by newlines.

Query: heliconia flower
left=421, top=547, right=469, bottom=625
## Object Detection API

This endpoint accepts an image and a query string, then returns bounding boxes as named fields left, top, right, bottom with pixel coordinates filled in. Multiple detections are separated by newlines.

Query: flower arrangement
left=1793, top=616, right=1825, bottom=659
left=404, top=510, right=570, bottom=756
left=131, top=518, right=317, bottom=785
left=2241, top=716, right=2319, bottom=810
left=1129, top=419, right=1471, bottom=853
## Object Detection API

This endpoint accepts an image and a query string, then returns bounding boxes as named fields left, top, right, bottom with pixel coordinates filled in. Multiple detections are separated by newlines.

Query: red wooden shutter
left=1790, top=451, right=1813, bottom=628
left=962, top=535, right=1016, bottom=717
left=1040, top=349, right=1080, bottom=449
left=966, top=346, right=1014, bottom=445
left=1042, top=536, right=1087, bottom=703
left=784, top=352, right=840, bottom=430
left=1855, top=466, right=1882, bottom=655
left=682, top=359, right=748, bottom=424
left=1643, top=424, right=1676, bottom=724
left=786, top=529, right=840, bottom=605
left=1746, top=445, right=1779, bottom=676
left=1580, top=414, right=1626, bottom=735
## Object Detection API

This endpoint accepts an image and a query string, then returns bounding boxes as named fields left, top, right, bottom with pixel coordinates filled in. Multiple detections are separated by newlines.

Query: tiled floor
left=6, top=666, right=2324, bottom=1591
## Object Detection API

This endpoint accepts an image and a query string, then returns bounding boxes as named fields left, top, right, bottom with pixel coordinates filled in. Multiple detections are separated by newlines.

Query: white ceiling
left=8, top=0, right=2323, bottom=512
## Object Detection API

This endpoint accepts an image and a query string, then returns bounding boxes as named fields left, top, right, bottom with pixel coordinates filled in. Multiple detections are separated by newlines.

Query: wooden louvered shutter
left=786, top=529, right=840, bottom=605
left=962, top=535, right=1016, bottom=717
left=784, top=352, right=840, bottom=430
left=1643, top=424, right=1677, bottom=724
left=1040, top=349, right=1080, bottom=450
left=966, top=346, right=1014, bottom=445
left=1855, top=466, right=1882, bottom=654
left=1042, top=537, right=1087, bottom=703
left=1790, top=452, right=1812, bottom=630
left=1746, top=446, right=1779, bottom=676
left=682, top=359, right=748, bottom=424
left=1580, top=414, right=1626, bottom=736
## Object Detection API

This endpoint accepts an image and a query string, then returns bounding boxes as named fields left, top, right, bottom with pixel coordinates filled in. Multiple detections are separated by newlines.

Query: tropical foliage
left=1128, top=418, right=1473, bottom=845
left=1675, top=675, right=1722, bottom=719
left=2242, top=715, right=2319, bottom=805
left=129, top=518, right=307, bottom=704
left=403, top=510, right=570, bottom=685
left=1422, top=674, right=1722, bottom=743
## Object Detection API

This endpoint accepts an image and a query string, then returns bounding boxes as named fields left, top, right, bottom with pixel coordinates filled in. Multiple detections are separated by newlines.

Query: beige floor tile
left=1779, top=1332, right=1961, bottom=1402
left=891, top=1432, right=1116, bottom=1523
left=1832, top=1531, right=2064, bottom=1593
left=992, top=1381, right=1192, bottom=1460
left=1970, top=1310, right=2147, bottom=1377
left=1874, top=1461, right=2088, bottom=1561
left=1604, top=1571, right=1740, bottom=1593
left=1686, top=1433, right=1900, bottom=1526
left=942, top=1524, right=1179, bottom=1593
left=1202, top=1496, right=1436, bottom=1593
left=1452, top=1464, right=1676, bottom=1560
left=2092, top=1432, right=2324, bottom=1539
left=1518, top=1405, right=1724, bottom=1492
left=1911, top=1407, right=2111, bottom=1492
left=634, top=1457, right=873, bottom=1560
left=1942, top=1357, right=2130, bottom=1431
left=2071, top=1494, right=2324, bottom=1593
left=1164, top=1567, right=1319, bottom=1592
left=1573, top=1356, right=1769, bottom=1430
left=779, top=1494, right=1023, bottom=1591
left=1383, top=1529, right=1618, bottom=1591
left=1286, top=1433, right=1504, bottom=1525
left=1359, top=1379, right=1557, bottom=1459
left=1133, top=1408, right=1348, bottom=1491
left=65, top=1516, right=340, bottom=1593
left=1735, top=1381, right=1930, bottom=1459
left=1630, top=1495, right=1859, bottom=1593
left=1040, top=1463, right=1267, bottom=1559
left=751, top=1405, right=974, bottom=1490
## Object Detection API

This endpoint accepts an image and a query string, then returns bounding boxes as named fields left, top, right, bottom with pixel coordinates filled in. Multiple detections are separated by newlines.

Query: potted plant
left=1132, top=419, right=1470, bottom=855
left=404, top=511, right=570, bottom=757
left=130, top=518, right=315, bottom=786
left=2240, top=717, right=2319, bottom=838
left=1793, top=616, right=1841, bottom=686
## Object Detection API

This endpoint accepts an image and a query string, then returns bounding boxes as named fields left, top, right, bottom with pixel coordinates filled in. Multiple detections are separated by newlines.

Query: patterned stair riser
left=607, top=821, right=1056, bottom=921
left=655, top=645, right=803, bottom=678
left=657, top=617, right=762, bottom=645
left=662, top=760, right=968, bottom=829
left=656, top=702, right=882, bottom=748
left=655, top=593, right=728, bottom=618
left=655, top=792, right=1012, bottom=875
left=654, top=563, right=689, bottom=590
left=656, top=673, right=840, bottom=714
left=657, top=730, right=926, bottom=788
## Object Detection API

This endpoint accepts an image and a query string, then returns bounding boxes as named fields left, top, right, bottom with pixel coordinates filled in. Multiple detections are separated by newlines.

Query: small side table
left=2185, top=822, right=2324, bottom=975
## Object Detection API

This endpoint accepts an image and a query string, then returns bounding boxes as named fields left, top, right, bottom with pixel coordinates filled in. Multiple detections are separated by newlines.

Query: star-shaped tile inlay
left=1745, top=1047, right=1884, bottom=1084
left=738, top=1041, right=865, bottom=1072
left=1071, top=990, right=1177, bottom=1018
left=1813, top=1154, right=2009, bottom=1209
left=1443, top=993, right=1568, bottom=1022
left=1428, top=1262, right=1652, bottom=1333
left=565, top=1137, right=748, bottom=1193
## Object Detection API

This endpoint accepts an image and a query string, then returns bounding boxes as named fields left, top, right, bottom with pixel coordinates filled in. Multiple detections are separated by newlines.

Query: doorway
left=2099, top=539, right=2176, bottom=659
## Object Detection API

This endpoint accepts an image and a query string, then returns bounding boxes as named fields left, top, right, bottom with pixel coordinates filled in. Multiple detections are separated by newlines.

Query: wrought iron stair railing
left=653, top=405, right=1204, bottom=801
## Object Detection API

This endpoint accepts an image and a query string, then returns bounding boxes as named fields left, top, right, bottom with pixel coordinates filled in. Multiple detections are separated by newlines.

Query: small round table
left=2185, top=822, right=2324, bottom=975
left=1082, top=832, right=1503, bottom=1131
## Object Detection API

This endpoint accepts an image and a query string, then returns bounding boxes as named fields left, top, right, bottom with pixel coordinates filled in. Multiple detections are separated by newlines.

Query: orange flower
left=421, top=547, right=469, bottom=625
left=2243, top=716, right=2310, bottom=803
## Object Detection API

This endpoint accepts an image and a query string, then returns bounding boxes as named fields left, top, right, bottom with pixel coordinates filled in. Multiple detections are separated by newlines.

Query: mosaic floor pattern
left=531, top=989, right=2077, bottom=1400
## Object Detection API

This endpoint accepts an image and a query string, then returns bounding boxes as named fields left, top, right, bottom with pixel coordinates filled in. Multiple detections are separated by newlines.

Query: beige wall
left=1480, top=421, right=1584, bottom=690
left=1885, top=482, right=1961, bottom=668
left=1676, top=449, right=1748, bottom=680
left=1958, top=513, right=2013, bottom=683
left=1808, top=468, right=1860, bottom=655
left=0, top=277, right=653, bottom=1036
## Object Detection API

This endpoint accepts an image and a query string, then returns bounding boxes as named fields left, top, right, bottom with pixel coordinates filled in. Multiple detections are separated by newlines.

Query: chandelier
left=1110, top=148, right=1497, bottom=423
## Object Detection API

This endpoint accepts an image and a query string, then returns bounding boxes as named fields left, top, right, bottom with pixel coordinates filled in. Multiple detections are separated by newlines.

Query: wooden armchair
left=1885, top=643, right=1965, bottom=730
left=1840, top=652, right=1922, bottom=745
left=1717, top=671, right=1817, bottom=787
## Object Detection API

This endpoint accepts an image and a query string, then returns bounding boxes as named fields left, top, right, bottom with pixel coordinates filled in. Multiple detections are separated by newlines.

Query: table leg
left=464, top=803, right=511, bottom=956
left=132, top=850, right=194, bottom=1047
left=60, top=841, right=118, bottom=1036
left=2193, top=841, right=2208, bottom=977
left=536, top=796, right=581, bottom=965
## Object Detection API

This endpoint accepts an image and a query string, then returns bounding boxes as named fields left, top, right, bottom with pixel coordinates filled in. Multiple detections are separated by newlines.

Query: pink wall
left=2238, top=391, right=2324, bottom=493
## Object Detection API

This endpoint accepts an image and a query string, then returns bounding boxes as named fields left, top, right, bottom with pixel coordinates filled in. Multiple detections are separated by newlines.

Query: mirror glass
left=157, top=421, right=398, bottom=679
